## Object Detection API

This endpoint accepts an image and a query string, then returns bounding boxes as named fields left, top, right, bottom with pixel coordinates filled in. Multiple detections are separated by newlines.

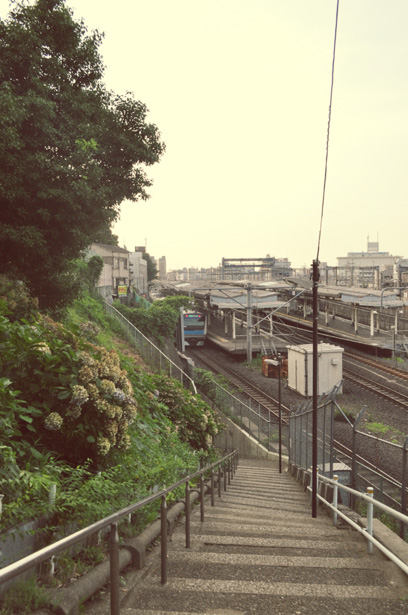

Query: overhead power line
left=316, top=0, right=341, bottom=262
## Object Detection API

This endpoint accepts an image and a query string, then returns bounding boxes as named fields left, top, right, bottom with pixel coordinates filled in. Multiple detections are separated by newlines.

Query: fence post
left=185, top=481, right=190, bottom=549
left=258, top=403, right=260, bottom=442
left=332, top=475, right=338, bottom=526
left=109, top=523, right=120, bottom=615
left=305, top=412, right=309, bottom=469
left=161, top=492, right=168, bottom=584
left=366, top=487, right=374, bottom=554
left=401, top=437, right=408, bottom=538
left=224, top=460, right=227, bottom=492
left=211, top=468, right=215, bottom=507
left=48, top=484, right=56, bottom=508
left=351, top=406, right=366, bottom=508
left=228, top=458, right=231, bottom=485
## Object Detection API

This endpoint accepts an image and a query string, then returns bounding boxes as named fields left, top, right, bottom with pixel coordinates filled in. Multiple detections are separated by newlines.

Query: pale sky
left=2, top=1, right=407, bottom=271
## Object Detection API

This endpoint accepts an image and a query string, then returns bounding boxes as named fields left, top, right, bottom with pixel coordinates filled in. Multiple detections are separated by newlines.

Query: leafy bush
left=143, top=374, right=221, bottom=454
left=0, top=309, right=137, bottom=467
left=0, top=275, right=39, bottom=322
left=112, top=294, right=196, bottom=343
left=0, top=289, right=223, bottom=541
left=112, top=301, right=179, bottom=343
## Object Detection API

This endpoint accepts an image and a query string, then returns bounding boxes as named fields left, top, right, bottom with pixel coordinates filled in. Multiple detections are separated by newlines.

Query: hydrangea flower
left=79, top=365, right=95, bottom=384
left=79, top=321, right=100, bottom=338
left=100, top=379, right=116, bottom=396
left=44, top=412, right=63, bottom=431
left=34, top=342, right=51, bottom=355
left=112, top=388, right=126, bottom=404
left=71, top=384, right=89, bottom=406
left=96, top=437, right=111, bottom=455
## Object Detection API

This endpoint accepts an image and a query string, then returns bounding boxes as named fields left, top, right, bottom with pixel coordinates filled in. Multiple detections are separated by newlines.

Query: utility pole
left=247, top=283, right=253, bottom=363
left=312, top=260, right=320, bottom=518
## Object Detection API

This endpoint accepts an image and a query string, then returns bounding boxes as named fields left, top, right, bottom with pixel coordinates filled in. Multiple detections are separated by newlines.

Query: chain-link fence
left=104, top=301, right=286, bottom=451
left=289, top=385, right=408, bottom=537
left=103, top=302, right=197, bottom=392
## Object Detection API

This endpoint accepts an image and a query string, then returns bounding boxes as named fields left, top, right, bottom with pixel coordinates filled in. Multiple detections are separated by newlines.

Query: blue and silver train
left=182, top=310, right=207, bottom=346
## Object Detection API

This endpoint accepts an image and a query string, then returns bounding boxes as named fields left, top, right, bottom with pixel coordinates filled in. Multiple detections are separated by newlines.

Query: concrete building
left=158, top=256, right=167, bottom=280
left=335, top=240, right=401, bottom=289
left=129, top=251, right=148, bottom=295
left=88, top=243, right=130, bottom=299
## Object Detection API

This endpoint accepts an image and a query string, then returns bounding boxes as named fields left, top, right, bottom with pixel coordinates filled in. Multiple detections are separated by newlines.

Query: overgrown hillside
left=0, top=277, right=223, bottom=539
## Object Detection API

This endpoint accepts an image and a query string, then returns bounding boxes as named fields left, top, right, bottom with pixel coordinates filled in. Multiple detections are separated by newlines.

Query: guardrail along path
left=119, top=459, right=406, bottom=615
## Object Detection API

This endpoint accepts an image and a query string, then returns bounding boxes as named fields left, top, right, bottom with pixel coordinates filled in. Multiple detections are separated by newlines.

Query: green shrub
left=0, top=309, right=138, bottom=467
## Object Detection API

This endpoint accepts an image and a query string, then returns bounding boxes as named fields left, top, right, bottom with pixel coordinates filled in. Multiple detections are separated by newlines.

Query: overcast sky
left=2, top=0, right=407, bottom=271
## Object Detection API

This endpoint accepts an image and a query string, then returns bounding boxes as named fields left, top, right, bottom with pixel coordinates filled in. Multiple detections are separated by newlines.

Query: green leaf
left=86, top=435, right=95, bottom=443
left=19, top=415, right=33, bottom=423
left=57, top=390, right=71, bottom=400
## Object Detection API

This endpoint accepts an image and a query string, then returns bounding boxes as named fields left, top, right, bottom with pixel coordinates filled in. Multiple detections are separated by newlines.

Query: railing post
left=224, top=460, right=227, bottom=491
left=218, top=464, right=222, bottom=498
left=366, top=486, right=374, bottom=554
left=333, top=475, right=338, bottom=526
left=211, top=468, right=215, bottom=507
left=185, top=481, right=190, bottom=549
left=161, top=493, right=168, bottom=584
left=228, top=458, right=231, bottom=485
left=109, top=523, right=120, bottom=615
left=200, top=473, right=205, bottom=522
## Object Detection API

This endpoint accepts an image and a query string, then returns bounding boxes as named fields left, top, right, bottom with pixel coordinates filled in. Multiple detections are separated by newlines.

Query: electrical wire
left=316, top=0, right=341, bottom=262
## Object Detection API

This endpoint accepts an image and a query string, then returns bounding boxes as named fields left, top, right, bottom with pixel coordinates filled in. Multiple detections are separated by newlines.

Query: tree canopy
left=143, top=252, right=158, bottom=282
left=0, top=0, right=165, bottom=311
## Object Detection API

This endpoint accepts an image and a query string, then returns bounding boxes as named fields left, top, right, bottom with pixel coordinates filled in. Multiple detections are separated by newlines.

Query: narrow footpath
left=91, top=459, right=408, bottom=615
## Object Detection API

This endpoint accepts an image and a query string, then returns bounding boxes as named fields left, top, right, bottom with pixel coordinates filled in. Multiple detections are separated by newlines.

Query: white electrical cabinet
left=287, top=343, right=343, bottom=397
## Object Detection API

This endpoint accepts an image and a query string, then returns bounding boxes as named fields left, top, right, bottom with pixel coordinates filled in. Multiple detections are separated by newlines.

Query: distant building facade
left=327, top=240, right=402, bottom=289
left=88, top=243, right=130, bottom=298
left=129, top=251, right=148, bottom=295
left=158, top=256, right=167, bottom=280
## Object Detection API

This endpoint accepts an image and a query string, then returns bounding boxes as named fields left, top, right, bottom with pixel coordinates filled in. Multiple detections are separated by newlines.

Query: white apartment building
left=129, top=251, right=148, bottom=295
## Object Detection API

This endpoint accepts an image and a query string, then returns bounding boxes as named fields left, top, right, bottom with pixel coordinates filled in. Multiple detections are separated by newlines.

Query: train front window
left=183, top=314, right=205, bottom=330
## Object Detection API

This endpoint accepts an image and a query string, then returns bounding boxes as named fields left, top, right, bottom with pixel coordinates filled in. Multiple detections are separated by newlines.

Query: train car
left=183, top=310, right=207, bottom=346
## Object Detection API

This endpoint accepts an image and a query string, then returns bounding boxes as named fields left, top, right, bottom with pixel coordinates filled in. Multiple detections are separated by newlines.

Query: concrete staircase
left=118, top=459, right=407, bottom=615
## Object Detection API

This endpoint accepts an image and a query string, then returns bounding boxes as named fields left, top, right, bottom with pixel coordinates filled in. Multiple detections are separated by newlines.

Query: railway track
left=188, top=348, right=290, bottom=424
left=189, top=345, right=407, bottom=509
left=343, top=369, right=408, bottom=411
left=344, top=351, right=408, bottom=382
left=259, top=317, right=408, bottom=410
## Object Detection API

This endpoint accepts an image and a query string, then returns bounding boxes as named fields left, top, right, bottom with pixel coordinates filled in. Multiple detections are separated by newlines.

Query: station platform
left=206, top=315, right=290, bottom=357
left=275, top=310, right=395, bottom=356
left=205, top=311, right=395, bottom=357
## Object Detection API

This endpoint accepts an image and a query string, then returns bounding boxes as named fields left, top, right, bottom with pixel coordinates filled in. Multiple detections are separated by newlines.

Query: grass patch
left=0, top=575, right=51, bottom=615
left=365, top=422, right=390, bottom=435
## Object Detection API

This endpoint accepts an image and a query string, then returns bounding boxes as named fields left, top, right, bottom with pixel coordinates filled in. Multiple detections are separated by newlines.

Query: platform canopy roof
left=208, top=287, right=284, bottom=310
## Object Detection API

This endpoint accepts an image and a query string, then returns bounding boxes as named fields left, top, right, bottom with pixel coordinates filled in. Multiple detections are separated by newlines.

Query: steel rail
left=189, top=348, right=290, bottom=423
left=344, top=369, right=408, bottom=411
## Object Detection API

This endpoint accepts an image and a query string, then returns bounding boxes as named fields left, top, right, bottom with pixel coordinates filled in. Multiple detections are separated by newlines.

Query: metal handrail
left=310, top=471, right=408, bottom=576
left=0, top=450, right=238, bottom=614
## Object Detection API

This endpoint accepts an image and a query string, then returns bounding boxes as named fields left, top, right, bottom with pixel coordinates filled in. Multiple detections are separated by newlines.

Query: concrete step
left=96, top=460, right=408, bottom=615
